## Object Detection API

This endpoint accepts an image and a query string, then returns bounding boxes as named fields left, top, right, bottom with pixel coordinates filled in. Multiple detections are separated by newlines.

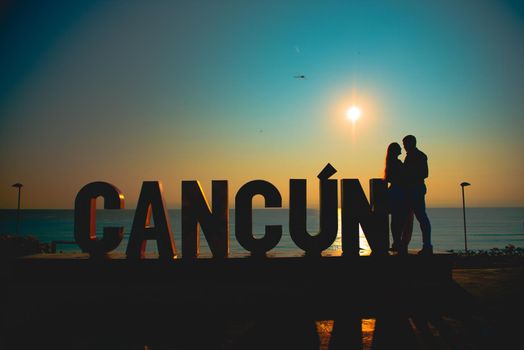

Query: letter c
left=74, top=182, right=125, bottom=257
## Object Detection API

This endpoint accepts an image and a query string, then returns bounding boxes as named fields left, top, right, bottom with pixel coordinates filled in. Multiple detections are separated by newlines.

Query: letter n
left=181, top=180, right=228, bottom=258
left=341, top=179, right=389, bottom=256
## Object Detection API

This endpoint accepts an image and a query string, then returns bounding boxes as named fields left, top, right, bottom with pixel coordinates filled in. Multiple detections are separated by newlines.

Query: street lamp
left=460, top=182, right=471, bottom=252
left=12, top=183, right=23, bottom=235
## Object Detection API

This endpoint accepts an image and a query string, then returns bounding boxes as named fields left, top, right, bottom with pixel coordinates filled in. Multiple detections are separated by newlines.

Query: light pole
left=12, top=183, right=23, bottom=235
left=460, top=182, right=471, bottom=252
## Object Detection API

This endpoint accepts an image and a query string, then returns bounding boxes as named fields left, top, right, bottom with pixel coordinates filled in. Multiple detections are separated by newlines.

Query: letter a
left=126, top=181, right=177, bottom=259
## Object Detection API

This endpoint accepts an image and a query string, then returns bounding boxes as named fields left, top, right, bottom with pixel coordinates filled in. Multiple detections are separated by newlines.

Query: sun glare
left=346, top=106, right=362, bottom=123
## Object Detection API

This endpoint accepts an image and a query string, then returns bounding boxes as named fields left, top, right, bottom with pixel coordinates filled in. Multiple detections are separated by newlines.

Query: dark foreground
left=1, top=254, right=522, bottom=349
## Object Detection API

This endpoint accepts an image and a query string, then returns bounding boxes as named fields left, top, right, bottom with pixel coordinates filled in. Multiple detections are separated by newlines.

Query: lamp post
left=12, top=183, right=23, bottom=235
left=460, top=182, right=471, bottom=252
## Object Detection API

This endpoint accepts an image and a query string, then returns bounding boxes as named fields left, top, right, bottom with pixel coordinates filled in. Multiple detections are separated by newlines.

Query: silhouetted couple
left=385, top=135, right=432, bottom=255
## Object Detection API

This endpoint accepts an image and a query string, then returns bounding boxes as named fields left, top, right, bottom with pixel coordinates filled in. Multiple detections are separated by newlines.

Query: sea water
left=1, top=208, right=523, bottom=255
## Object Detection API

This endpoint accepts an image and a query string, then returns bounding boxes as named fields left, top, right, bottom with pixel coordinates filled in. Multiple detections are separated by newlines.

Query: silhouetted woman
left=384, top=142, right=409, bottom=254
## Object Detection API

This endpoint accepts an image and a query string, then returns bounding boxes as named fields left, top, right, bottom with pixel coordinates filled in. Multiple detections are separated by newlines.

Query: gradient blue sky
left=1, top=0, right=523, bottom=208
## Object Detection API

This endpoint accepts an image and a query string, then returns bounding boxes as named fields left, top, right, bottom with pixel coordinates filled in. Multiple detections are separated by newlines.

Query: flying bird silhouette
left=294, top=74, right=306, bottom=79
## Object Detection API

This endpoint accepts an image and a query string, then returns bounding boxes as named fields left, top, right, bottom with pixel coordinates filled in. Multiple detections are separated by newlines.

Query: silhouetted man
left=402, top=135, right=432, bottom=255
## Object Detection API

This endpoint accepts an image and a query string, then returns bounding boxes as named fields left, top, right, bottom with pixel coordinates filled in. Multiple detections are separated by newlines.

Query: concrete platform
left=1, top=254, right=454, bottom=349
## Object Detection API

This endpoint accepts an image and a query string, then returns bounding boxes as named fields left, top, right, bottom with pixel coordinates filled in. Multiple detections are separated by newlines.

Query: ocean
left=1, top=208, right=523, bottom=255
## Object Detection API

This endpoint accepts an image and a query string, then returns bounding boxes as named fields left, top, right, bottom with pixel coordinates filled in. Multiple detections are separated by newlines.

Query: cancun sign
left=74, top=164, right=389, bottom=259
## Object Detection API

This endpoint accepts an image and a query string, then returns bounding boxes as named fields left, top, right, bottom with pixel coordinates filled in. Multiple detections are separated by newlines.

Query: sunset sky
left=1, top=0, right=523, bottom=209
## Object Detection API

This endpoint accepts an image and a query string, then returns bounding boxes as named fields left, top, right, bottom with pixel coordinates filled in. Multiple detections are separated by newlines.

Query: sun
left=346, top=106, right=362, bottom=122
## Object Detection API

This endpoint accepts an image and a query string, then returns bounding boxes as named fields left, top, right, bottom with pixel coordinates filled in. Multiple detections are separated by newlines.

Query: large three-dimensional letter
left=74, top=182, right=125, bottom=257
left=235, top=180, right=282, bottom=256
left=289, top=164, right=338, bottom=256
left=126, top=181, right=177, bottom=259
left=341, top=179, right=388, bottom=256
left=181, top=180, right=228, bottom=258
